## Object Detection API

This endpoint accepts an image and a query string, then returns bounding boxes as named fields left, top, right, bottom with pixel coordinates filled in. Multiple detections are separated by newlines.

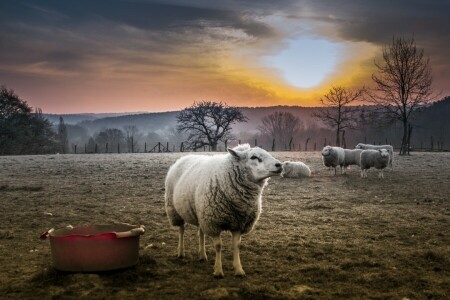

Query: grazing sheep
left=281, top=161, right=311, bottom=178
left=360, top=149, right=390, bottom=178
left=322, top=146, right=345, bottom=175
left=165, top=144, right=282, bottom=278
left=343, top=149, right=363, bottom=174
left=355, top=143, right=394, bottom=170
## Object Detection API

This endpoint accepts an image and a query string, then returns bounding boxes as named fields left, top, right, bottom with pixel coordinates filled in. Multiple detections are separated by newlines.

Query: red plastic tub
left=40, top=223, right=145, bottom=272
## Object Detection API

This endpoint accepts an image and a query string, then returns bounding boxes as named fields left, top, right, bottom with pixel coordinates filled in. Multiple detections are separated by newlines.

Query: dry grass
left=0, top=152, right=449, bottom=299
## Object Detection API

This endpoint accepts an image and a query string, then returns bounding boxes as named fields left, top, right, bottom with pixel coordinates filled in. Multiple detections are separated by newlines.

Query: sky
left=0, top=0, right=449, bottom=113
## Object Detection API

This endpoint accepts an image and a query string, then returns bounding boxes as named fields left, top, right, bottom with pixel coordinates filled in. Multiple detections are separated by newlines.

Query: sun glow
left=265, top=37, right=343, bottom=89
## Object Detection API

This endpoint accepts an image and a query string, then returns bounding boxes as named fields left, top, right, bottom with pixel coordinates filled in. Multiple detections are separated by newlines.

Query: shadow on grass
left=30, top=254, right=158, bottom=289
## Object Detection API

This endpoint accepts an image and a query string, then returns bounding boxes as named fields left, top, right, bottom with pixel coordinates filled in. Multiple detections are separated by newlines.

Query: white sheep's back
left=166, top=154, right=229, bottom=226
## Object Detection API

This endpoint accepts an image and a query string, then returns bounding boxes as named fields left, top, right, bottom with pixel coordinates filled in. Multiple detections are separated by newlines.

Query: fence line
left=71, top=136, right=448, bottom=154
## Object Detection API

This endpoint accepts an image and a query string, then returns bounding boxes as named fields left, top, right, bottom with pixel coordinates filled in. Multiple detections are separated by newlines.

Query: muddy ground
left=0, top=152, right=449, bottom=299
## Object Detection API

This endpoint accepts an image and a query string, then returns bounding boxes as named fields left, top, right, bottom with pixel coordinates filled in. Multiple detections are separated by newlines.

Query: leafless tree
left=368, top=36, right=436, bottom=155
left=123, top=125, right=138, bottom=153
left=177, top=101, right=247, bottom=151
left=259, top=111, right=302, bottom=150
left=312, top=86, right=364, bottom=147
left=58, top=117, right=69, bottom=154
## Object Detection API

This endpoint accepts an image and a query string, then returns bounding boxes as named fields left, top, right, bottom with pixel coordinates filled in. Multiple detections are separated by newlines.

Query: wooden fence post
left=289, top=137, right=293, bottom=151
left=145, top=142, right=147, bottom=153
left=118, top=143, right=120, bottom=153
left=272, top=138, right=275, bottom=151
left=305, top=138, right=310, bottom=151
left=166, top=142, right=169, bottom=152
left=74, top=145, right=77, bottom=154
left=106, top=143, right=108, bottom=153
left=180, top=142, right=184, bottom=152
left=131, top=137, right=134, bottom=153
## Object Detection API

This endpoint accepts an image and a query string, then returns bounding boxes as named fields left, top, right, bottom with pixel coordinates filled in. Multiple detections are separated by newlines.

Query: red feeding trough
left=40, top=223, right=145, bottom=272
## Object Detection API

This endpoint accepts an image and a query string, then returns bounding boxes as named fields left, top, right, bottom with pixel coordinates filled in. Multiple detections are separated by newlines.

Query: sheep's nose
left=275, top=163, right=282, bottom=168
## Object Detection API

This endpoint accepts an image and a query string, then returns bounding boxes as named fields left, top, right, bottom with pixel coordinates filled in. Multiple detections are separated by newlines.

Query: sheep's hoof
left=176, top=253, right=185, bottom=259
left=213, top=271, right=224, bottom=279
left=198, top=256, right=208, bottom=262
left=234, top=270, right=246, bottom=277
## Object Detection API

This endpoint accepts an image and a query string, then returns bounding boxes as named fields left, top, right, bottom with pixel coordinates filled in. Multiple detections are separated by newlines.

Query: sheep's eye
left=250, top=156, right=262, bottom=162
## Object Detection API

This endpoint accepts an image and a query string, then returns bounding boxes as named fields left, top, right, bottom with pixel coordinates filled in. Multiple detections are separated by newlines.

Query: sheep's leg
left=231, top=232, right=245, bottom=277
left=212, top=235, right=224, bottom=278
left=198, top=228, right=207, bottom=261
left=177, top=225, right=185, bottom=258
left=360, top=169, right=364, bottom=178
left=379, top=170, right=384, bottom=179
left=334, top=167, right=337, bottom=176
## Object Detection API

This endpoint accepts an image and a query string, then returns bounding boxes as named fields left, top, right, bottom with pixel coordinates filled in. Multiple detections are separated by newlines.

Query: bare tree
left=58, top=117, right=69, bottom=154
left=312, top=86, right=364, bottom=147
left=123, top=125, right=138, bottom=153
left=177, top=101, right=247, bottom=151
left=95, top=128, right=125, bottom=152
left=259, top=111, right=302, bottom=150
left=368, top=36, right=435, bottom=155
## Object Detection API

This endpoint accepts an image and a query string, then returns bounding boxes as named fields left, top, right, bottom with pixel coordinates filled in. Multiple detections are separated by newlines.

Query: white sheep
left=281, top=161, right=311, bottom=178
left=322, top=146, right=345, bottom=175
left=343, top=149, right=363, bottom=174
left=360, top=149, right=390, bottom=178
left=165, top=144, right=282, bottom=278
left=355, top=143, right=394, bottom=170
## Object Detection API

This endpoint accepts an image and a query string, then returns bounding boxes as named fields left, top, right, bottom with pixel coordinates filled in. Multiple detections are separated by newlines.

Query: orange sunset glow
left=0, top=0, right=449, bottom=113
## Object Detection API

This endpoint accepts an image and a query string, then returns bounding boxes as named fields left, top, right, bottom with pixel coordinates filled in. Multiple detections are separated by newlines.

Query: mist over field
left=44, top=99, right=450, bottom=153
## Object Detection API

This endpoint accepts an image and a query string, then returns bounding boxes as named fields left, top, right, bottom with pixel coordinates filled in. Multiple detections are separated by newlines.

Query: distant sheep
left=322, top=146, right=345, bottom=175
left=281, top=161, right=311, bottom=178
left=355, top=143, right=394, bottom=170
left=165, top=144, right=282, bottom=278
left=343, top=149, right=363, bottom=174
left=360, top=149, right=390, bottom=178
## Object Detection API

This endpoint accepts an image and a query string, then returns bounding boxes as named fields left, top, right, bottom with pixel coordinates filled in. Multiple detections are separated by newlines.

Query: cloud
left=0, top=0, right=448, bottom=113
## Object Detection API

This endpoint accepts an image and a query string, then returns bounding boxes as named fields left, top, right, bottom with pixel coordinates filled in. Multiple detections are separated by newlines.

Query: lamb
left=360, top=149, right=390, bottom=178
left=321, top=146, right=345, bottom=175
left=343, top=149, right=363, bottom=174
left=165, top=144, right=282, bottom=278
left=281, top=161, right=311, bottom=178
left=355, top=143, right=394, bottom=170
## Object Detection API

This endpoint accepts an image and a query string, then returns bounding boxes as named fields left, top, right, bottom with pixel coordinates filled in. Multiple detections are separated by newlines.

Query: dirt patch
left=0, top=152, right=449, bottom=299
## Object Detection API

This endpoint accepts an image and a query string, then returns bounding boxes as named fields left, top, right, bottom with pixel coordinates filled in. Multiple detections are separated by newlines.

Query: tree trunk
left=400, top=120, right=408, bottom=155
left=336, top=127, right=340, bottom=147
left=407, top=124, right=413, bottom=155
left=211, top=143, right=217, bottom=151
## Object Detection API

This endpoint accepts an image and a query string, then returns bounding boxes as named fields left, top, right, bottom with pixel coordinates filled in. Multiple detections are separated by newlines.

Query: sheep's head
left=322, top=146, right=333, bottom=156
left=355, top=143, right=364, bottom=149
left=378, top=149, right=390, bottom=158
left=227, top=144, right=282, bottom=182
left=281, top=161, right=292, bottom=177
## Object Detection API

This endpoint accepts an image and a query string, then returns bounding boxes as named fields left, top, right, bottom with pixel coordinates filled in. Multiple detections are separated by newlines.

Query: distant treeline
left=62, top=97, right=450, bottom=154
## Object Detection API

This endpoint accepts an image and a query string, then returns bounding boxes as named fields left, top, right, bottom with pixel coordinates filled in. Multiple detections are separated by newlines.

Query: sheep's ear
left=227, top=148, right=243, bottom=160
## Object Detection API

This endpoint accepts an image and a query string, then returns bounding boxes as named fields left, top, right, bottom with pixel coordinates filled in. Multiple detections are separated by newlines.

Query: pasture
left=0, top=152, right=449, bottom=299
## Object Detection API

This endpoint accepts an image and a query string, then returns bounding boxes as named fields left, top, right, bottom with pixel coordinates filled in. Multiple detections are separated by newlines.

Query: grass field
left=0, top=152, right=449, bottom=299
